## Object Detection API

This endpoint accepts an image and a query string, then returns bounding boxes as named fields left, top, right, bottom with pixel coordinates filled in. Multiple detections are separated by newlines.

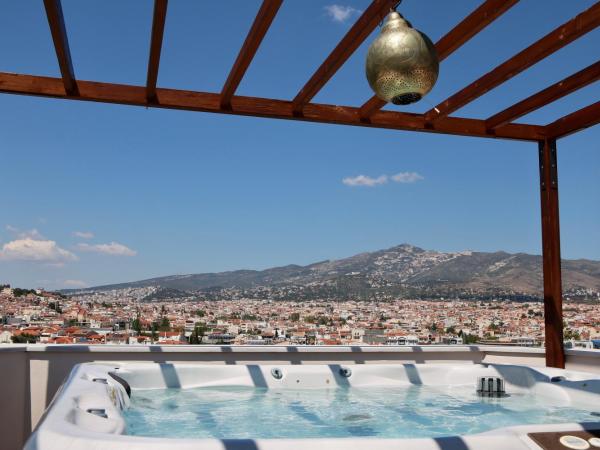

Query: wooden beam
left=426, top=2, right=600, bottom=122
left=545, top=100, right=600, bottom=139
left=538, top=138, right=565, bottom=369
left=359, top=96, right=387, bottom=121
left=146, top=0, right=168, bottom=103
left=220, top=0, right=283, bottom=109
left=487, top=61, right=600, bottom=129
left=0, top=72, right=544, bottom=141
left=43, top=0, right=78, bottom=95
left=360, top=0, right=519, bottom=119
left=292, top=0, right=398, bottom=115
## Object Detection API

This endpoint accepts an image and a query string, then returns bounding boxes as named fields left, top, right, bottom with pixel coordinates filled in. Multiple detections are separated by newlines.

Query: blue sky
left=1, top=0, right=599, bottom=289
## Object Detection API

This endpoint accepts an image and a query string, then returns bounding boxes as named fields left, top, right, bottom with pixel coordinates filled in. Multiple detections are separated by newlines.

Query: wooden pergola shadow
left=3, top=0, right=600, bottom=368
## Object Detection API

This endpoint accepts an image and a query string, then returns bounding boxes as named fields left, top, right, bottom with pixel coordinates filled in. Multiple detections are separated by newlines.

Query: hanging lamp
left=366, top=7, right=439, bottom=105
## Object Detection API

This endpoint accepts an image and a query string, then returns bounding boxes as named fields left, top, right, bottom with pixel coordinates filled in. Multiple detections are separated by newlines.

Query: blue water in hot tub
left=123, top=385, right=596, bottom=439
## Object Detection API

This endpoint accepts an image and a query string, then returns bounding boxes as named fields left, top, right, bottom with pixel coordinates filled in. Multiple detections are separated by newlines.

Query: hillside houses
left=0, top=286, right=599, bottom=348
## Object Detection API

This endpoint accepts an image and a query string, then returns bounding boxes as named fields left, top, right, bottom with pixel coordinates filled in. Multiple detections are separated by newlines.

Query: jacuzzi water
left=26, top=361, right=600, bottom=450
left=124, top=385, right=596, bottom=439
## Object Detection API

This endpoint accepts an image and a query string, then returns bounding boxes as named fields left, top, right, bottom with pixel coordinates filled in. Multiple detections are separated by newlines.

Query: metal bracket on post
left=539, top=139, right=558, bottom=191
left=549, top=139, right=558, bottom=190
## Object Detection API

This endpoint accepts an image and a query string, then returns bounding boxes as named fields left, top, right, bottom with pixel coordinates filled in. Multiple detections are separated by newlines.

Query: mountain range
left=68, top=244, right=600, bottom=302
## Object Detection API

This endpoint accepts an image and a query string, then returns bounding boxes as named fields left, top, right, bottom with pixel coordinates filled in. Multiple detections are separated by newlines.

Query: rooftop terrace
left=1, top=1, right=599, bottom=448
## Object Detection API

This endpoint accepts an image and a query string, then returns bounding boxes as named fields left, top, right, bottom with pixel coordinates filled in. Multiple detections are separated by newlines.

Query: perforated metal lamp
left=366, top=9, right=439, bottom=105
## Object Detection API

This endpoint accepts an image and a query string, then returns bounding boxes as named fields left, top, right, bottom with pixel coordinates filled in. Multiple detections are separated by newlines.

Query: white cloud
left=343, top=171, right=425, bottom=187
left=6, top=225, right=45, bottom=240
left=324, top=4, right=361, bottom=23
left=342, top=174, right=388, bottom=187
left=73, top=231, right=94, bottom=239
left=77, top=242, right=137, bottom=256
left=391, top=172, right=424, bottom=183
left=63, top=279, right=88, bottom=288
left=0, top=238, right=78, bottom=262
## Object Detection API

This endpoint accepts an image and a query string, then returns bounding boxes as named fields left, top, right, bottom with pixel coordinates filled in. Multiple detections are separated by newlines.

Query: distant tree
left=564, top=329, right=581, bottom=340
left=317, top=316, right=329, bottom=326
left=12, top=333, right=37, bottom=344
left=445, top=326, right=456, bottom=335
left=195, top=309, right=206, bottom=317
left=290, top=313, right=300, bottom=322
left=462, top=333, right=478, bottom=344
left=195, top=324, right=207, bottom=337
left=189, top=328, right=200, bottom=345
left=158, top=316, right=170, bottom=331
left=132, top=317, right=142, bottom=334
left=13, top=288, right=36, bottom=297
left=563, top=320, right=581, bottom=340
left=151, top=323, right=158, bottom=342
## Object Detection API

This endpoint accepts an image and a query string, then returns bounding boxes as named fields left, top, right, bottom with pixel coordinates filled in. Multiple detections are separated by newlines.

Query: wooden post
left=538, top=138, right=565, bottom=368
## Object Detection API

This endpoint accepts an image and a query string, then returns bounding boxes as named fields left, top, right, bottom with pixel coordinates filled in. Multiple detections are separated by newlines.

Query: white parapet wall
left=0, top=344, right=598, bottom=450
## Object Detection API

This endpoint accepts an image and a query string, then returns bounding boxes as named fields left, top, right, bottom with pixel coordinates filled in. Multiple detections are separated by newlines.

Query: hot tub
left=25, top=362, right=600, bottom=450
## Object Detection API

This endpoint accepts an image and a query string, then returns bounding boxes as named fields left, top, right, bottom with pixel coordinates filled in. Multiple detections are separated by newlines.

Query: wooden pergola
left=2, top=0, right=599, bottom=368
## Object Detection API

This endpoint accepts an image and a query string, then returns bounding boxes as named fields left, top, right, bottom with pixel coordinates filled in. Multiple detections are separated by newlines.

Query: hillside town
left=1, top=284, right=599, bottom=348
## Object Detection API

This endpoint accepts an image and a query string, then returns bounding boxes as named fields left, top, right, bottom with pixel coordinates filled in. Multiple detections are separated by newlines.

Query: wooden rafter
left=43, top=0, right=78, bottom=96
left=220, top=0, right=283, bottom=109
left=425, top=1, right=600, bottom=122
left=6, top=1, right=600, bottom=142
left=0, top=72, right=544, bottom=141
left=546, top=100, right=600, bottom=139
left=486, top=61, right=600, bottom=129
left=146, top=0, right=168, bottom=103
left=360, top=0, right=519, bottom=119
left=359, top=95, right=388, bottom=121
left=292, top=0, right=398, bottom=115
